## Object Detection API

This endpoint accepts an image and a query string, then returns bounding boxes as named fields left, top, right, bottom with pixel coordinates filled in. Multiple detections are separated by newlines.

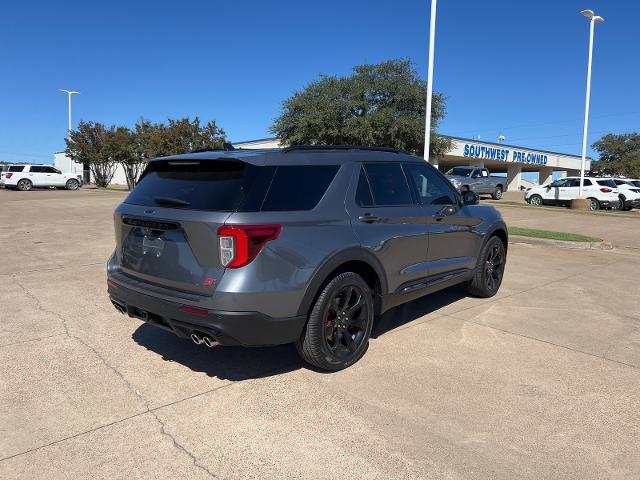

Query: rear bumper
left=107, top=280, right=306, bottom=347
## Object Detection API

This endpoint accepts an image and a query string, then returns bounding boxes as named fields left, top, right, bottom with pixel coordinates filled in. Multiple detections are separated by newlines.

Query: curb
left=509, top=235, right=614, bottom=251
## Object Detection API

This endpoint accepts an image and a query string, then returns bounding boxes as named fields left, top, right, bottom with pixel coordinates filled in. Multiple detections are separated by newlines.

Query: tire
left=465, top=236, right=506, bottom=298
left=588, top=198, right=600, bottom=211
left=17, top=179, right=32, bottom=191
left=296, top=272, right=374, bottom=371
left=65, top=178, right=80, bottom=190
left=528, top=194, right=542, bottom=206
left=492, top=186, right=503, bottom=200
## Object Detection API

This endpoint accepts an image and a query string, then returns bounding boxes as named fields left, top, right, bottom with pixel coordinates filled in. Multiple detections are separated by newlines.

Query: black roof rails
left=191, top=142, right=235, bottom=154
left=282, top=145, right=405, bottom=154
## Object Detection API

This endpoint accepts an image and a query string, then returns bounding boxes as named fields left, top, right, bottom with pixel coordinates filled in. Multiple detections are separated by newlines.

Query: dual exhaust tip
left=190, top=332, right=216, bottom=348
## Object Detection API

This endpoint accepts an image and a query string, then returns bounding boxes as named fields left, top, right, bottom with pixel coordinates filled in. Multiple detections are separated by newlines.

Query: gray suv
left=107, top=146, right=508, bottom=371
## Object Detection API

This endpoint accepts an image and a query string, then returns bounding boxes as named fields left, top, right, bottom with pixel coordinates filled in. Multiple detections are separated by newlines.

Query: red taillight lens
left=179, top=305, right=209, bottom=316
left=217, top=224, right=281, bottom=268
left=5, top=173, right=12, bottom=179
left=600, top=188, right=612, bottom=193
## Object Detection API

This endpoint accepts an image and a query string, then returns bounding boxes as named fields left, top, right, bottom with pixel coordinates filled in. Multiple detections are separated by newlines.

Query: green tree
left=104, top=126, right=141, bottom=190
left=136, top=117, right=227, bottom=158
left=270, top=59, right=451, bottom=157
left=591, top=133, right=640, bottom=178
left=65, top=121, right=116, bottom=188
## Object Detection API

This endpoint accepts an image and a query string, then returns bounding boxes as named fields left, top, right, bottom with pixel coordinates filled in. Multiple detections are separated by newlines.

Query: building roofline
left=232, top=135, right=594, bottom=161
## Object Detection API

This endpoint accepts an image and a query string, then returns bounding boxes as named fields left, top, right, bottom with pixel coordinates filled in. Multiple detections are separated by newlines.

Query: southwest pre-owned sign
left=463, top=143, right=548, bottom=165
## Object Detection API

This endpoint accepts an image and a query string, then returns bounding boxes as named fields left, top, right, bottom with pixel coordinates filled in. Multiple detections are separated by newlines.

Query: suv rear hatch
left=114, top=158, right=275, bottom=296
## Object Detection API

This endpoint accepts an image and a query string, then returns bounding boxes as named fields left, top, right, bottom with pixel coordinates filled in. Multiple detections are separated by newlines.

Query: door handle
left=358, top=213, right=381, bottom=223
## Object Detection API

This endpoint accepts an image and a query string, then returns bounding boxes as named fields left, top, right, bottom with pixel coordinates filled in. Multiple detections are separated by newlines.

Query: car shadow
left=131, top=284, right=467, bottom=379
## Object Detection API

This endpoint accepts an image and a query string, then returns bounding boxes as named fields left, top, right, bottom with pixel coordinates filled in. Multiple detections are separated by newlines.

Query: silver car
left=107, top=146, right=508, bottom=371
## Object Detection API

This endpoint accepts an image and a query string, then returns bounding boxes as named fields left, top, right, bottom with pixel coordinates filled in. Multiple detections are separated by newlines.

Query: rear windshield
left=631, top=180, right=640, bottom=188
left=596, top=180, right=617, bottom=188
left=125, top=160, right=339, bottom=212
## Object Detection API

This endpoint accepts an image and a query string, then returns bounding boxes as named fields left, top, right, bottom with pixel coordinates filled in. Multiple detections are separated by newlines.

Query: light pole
left=578, top=10, right=603, bottom=197
left=423, top=0, right=437, bottom=165
left=59, top=89, right=80, bottom=136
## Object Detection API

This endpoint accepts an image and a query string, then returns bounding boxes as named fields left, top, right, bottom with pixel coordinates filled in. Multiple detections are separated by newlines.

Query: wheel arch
left=296, top=248, right=387, bottom=317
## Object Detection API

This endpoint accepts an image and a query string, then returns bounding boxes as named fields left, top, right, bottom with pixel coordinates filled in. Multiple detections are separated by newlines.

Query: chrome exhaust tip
left=190, top=333, right=203, bottom=345
left=202, top=336, right=216, bottom=348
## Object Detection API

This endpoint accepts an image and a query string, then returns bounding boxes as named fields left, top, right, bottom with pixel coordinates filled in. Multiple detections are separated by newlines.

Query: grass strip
left=508, top=226, right=601, bottom=243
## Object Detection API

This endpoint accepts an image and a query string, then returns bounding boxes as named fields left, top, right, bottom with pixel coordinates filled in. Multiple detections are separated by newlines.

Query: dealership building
left=233, top=136, right=591, bottom=191
left=54, top=135, right=590, bottom=190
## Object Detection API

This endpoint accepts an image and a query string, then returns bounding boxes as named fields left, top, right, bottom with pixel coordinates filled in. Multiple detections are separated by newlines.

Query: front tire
left=492, top=186, right=503, bottom=200
left=296, top=272, right=373, bottom=371
left=17, top=179, right=32, bottom=191
left=465, top=236, right=506, bottom=298
left=528, top=194, right=542, bottom=206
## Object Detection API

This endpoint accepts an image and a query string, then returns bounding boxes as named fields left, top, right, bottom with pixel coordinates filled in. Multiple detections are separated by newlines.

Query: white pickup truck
left=1, top=164, right=82, bottom=191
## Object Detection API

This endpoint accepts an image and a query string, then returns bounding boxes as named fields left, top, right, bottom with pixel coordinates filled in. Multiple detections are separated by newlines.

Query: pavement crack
left=11, top=278, right=218, bottom=478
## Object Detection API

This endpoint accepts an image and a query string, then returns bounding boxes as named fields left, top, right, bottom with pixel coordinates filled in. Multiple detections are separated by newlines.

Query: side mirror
left=461, top=191, right=479, bottom=206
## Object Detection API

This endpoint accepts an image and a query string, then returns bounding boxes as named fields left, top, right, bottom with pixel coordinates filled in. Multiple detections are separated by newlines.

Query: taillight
left=5, top=173, right=12, bottom=179
left=600, top=188, right=612, bottom=193
left=218, top=224, right=281, bottom=268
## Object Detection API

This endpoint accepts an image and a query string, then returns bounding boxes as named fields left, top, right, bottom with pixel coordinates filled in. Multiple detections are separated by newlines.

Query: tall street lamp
left=423, top=0, right=437, bottom=165
left=59, top=89, right=80, bottom=136
left=578, top=10, right=604, bottom=197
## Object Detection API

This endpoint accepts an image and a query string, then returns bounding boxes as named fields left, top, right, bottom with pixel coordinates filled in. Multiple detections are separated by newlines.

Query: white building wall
left=53, top=153, right=128, bottom=185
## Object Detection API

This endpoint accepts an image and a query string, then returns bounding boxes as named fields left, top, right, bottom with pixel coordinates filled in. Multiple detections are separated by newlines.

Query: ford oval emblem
left=144, top=209, right=155, bottom=215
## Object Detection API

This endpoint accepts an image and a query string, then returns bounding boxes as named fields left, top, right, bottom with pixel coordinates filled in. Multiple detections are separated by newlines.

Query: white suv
left=525, top=176, right=619, bottom=210
left=1, top=165, right=82, bottom=191
left=611, top=179, right=640, bottom=211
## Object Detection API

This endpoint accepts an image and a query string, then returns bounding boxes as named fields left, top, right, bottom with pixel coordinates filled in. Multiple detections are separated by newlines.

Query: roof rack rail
left=282, top=145, right=405, bottom=154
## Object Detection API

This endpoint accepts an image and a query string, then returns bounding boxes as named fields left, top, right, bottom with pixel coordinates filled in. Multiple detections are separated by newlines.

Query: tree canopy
left=270, top=59, right=451, bottom=157
left=590, top=133, right=640, bottom=178
left=65, top=117, right=227, bottom=189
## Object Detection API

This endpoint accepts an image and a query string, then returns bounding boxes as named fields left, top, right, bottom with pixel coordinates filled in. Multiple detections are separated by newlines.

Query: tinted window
left=446, top=167, right=473, bottom=177
left=363, top=163, right=412, bottom=206
left=261, top=165, right=339, bottom=211
left=125, top=160, right=274, bottom=211
left=8, top=166, right=24, bottom=172
left=596, top=180, right=617, bottom=188
left=405, top=163, right=457, bottom=205
left=30, top=166, right=46, bottom=173
left=355, top=167, right=374, bottom=207
left=566, top=179, right=580, bottom=187
left=583, top=179, right=592, bottom=186
left=631, top=181, right=640, bottom=188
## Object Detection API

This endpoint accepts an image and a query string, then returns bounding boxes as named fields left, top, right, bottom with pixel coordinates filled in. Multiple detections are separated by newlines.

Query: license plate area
left=142, top=235, right=165, bottom=257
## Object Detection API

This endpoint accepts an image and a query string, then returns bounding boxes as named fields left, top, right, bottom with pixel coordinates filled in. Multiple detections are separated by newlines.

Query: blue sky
left=0, top=0, right=637, bottom=166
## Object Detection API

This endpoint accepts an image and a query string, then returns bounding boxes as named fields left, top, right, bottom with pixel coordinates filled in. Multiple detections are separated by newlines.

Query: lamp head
left=581, top=10, right=604, bottom=23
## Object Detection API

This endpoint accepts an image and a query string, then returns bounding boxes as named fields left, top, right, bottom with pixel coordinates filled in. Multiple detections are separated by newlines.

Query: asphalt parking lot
left=1, top=188, right=639, bottom=479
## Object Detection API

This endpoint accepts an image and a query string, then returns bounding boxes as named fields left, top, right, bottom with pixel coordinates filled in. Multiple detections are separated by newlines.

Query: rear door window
left=261, top=165, right=340, bottom=211
left=362, top=163, right=413, bottom=206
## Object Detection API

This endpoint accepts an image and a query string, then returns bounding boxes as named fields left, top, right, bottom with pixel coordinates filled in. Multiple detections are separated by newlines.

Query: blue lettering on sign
left=462, top=144, right=548, bottom=165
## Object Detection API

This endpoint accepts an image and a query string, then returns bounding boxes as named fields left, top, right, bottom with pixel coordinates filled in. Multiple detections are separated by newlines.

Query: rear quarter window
left=8, top=166, right=25, bottom=172
left=260, top=165, right=340, bottom=211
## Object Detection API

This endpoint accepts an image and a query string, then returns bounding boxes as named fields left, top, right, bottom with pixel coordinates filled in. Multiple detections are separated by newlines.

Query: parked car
left=2, top=164, right=82, bottom=191
left=445, top=166, right=505, bottom=200
left=107, top=146, right=508, bottom=371
left=525, top=177, right=619, bottom=210
left=611, top=179, right=640, bottom=211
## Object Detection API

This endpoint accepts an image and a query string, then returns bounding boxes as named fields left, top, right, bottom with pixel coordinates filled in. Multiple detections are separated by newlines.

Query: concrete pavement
left=1, top=188, right=638, bottom=479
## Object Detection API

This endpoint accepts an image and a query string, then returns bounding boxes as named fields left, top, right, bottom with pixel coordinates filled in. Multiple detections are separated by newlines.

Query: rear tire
left=65, top=178, right=80, bottom=190
left=296, top=272, right=373, bottom=371
left=465, top=236, right=506, bottom=298
left=492, top=186, right=503, bottom=200
left=588, top=198, right=600, bottom=210
left=17, top=179, right=32, bottom=191
left=528, top=194, right=542, bottom=206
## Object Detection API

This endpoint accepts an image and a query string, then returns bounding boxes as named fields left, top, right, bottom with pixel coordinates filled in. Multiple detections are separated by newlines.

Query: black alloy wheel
left=466, top=236, right=506, bottom=298
left=297, top=272, right=373, bottom=371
